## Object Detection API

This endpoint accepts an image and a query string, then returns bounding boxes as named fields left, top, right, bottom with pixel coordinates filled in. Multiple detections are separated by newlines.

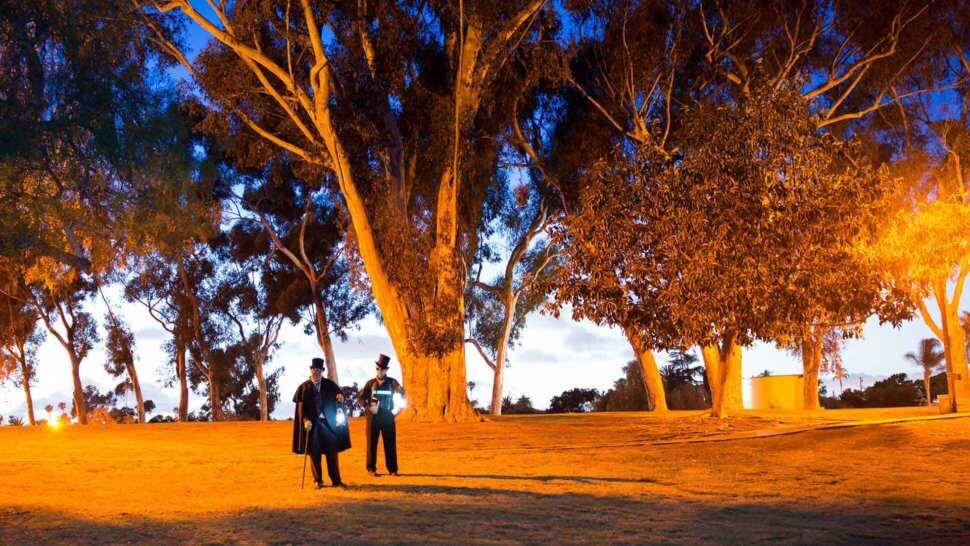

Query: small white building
left=748, top=374, right=804, bottom=410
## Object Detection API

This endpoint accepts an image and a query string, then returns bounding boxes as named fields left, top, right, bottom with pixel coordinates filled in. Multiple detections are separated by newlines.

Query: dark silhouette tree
left=0, top=276, right=44, bottom=425
left=548, top=388, right=599, bottom=414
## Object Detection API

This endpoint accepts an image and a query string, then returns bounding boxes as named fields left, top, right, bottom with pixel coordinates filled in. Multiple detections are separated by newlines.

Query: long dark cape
left=292, top=379, right=351, bottom=454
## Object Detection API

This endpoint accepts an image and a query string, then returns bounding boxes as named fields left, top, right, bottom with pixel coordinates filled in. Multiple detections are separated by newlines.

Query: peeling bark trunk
left=941, top=306, right=970, bottom=412
left=622, top=325, right=667, bottom=412
left=399, top=346, right=477, bottom=422
left=489, top=294, right=517, bottom=415
left=801, top=335, right=822, bottom=411
left=928, top=283, right=970, bottom=412
left=68, top=352, right=87, bottom=424
left=175, top=334, right=189, bottom=422
left=20, top=355, right=35, bottom=426
left=255, top=357, right=268, bottom=422
left=126, top=362, right=146, bottom=423
left=208, top=378, right=224, bottom=421
left=701, top=337, right=743, bottom=418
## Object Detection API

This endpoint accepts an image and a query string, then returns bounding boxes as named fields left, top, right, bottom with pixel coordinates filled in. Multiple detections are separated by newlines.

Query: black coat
left=292, top=379, right=351, bottom=454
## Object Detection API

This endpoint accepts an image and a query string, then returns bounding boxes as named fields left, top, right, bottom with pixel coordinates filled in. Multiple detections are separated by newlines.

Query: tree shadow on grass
left=401, top=472, right=660, bottom=485
left=3, top=486, right=968, bottom=545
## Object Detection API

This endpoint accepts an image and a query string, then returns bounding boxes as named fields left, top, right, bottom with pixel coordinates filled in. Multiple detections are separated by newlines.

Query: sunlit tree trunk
left=207, top=376, right=224, bottom=422
left=67, top=352, right=87, bottom=424
left=623, top=325, right=667, bottom=412
left=175, top=334, right=189, bottom=422
left=127, top=361, right=146, bottom=423
left=920, top=279, right=970, bottom=412
left=19, top=353, right=36, bottom=426
left=801, top=334, right=822, bottom=411
left=35, top=295, right=89, bottom=425
left=489, top=295, right=516, bottom=415
left=255, top=356, right=268, bottom=422
left=701, top=335, right=743, bottom=418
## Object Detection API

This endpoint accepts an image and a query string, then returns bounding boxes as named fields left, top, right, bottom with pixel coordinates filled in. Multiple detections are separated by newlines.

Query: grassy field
left=1, top=408, right=968, bottom=544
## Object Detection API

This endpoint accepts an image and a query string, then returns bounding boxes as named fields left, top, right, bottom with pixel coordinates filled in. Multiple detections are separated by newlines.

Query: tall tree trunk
left=924, top=370, right=932, bottom=406
left=126, top=362, right=146, bottom=423
left=19, top=356, right=35, bottom=426
left=176, top=335, right=189, bottom=422
left=801, top=335, right=822, bottom=411
left=925, top=282, right=970, bottom=412
left=208, top=374, right=224, bottom=421
left=255, top=357, right=268, bottom=422
left=489, top=294, right=517, bottom=415
left=399, top=345, right=476, bottom=422
left=622, top=325, right=667, bottom=412
left=69, top=352, right=87, bottom=425
left=312, top=295, right=339, bottom=383
left=178, top=256, right=226, bottom=421
left=701, top=336, right=743, bottom=418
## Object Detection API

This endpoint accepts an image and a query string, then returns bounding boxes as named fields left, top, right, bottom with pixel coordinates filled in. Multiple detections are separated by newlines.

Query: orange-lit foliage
left=555, top=86, right=902, bottom=416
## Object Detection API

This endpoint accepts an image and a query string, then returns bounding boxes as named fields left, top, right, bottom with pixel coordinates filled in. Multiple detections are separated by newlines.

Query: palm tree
left=905, top=338, right=945, bottom=405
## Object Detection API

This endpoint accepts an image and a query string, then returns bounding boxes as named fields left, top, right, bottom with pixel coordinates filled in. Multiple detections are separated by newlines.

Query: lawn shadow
left=402, top=472, right=659, bottom=485
left=4, top=486, right=968, bottom=545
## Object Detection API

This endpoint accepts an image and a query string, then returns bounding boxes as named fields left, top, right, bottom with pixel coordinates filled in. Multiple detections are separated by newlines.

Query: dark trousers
left=366, top=411, right=398, bottom=473
left=310, top=422, right=342, bottom=485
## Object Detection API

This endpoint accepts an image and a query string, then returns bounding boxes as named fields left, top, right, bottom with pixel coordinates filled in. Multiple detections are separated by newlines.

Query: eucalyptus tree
left=465, top=179, right=559, bottom=415
left=125, top=255, right=194, bottom=421
left=136, top=0, right=556, bottom=421
left=213, top=237, right=288, bottom=421
left=0, top=276, right=44, bottom=425
left=101, top=295, right=148, bottom=424
left=864, top=2, right=970, bottom=411
left=224, top=158, right=373, bottom=385
left=547, top=0, right=941, bottom=415
left=0, top=0, right=178, bottom=271
left=556, top=87, right=901, bottom=417
left=23, top=275, right=98, bottom=424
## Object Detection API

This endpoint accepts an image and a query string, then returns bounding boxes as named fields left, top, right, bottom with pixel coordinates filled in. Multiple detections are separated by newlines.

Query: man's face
left=376, top=366, right=387, bottom=379
left=311, top=368, right=324, bottom=381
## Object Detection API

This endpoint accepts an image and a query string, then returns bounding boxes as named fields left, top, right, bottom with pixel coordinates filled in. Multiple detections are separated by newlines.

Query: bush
left=667, top=385, right=709, bottom=410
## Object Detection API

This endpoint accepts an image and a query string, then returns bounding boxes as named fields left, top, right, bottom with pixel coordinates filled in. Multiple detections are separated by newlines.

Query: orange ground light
left=1, top=408, right=968, bottom=544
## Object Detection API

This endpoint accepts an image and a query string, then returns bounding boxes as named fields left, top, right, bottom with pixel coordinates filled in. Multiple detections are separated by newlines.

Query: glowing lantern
left=392, top=393, right=407, bottom=415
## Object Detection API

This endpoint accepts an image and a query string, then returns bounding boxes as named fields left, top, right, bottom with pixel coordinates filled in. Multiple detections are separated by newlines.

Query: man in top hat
left=357, top=353, right=405, bottom=476
left=292, top=357, right=351, bottom=489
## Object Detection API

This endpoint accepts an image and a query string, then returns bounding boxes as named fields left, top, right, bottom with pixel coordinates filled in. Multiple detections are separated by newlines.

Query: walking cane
left=301, top=420, right=311, bottom=489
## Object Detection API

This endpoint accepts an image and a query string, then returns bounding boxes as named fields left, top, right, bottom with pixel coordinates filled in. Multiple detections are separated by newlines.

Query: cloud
left=510, top=348, right=561, bottom=365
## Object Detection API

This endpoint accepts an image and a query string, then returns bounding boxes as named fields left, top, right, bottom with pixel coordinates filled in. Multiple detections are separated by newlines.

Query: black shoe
left=314, top=482, right=324, bottom=490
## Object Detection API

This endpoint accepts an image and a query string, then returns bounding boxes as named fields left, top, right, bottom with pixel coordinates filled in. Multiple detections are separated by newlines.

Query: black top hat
left=310, top=357, right=325, bottom=370
left=375, top=354, right=391, bottom=369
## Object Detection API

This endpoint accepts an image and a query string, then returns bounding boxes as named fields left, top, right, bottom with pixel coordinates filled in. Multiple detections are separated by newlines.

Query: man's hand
left=303, top=419, right=312, bottom=431
left=336, top=393, right=345, bottom=403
